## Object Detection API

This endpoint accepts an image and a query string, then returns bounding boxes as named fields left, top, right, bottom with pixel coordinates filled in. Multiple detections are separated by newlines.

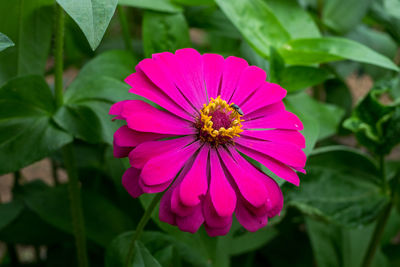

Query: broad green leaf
left=268, top=47, right=284, bottom=84
left=24, top=184, right=135, bottom=247
left=54, top=50, right=137, bottom=144
left=229, top=227, right=278, bottom=256
left=0, top=76, right=72, bottom=175
left=57, top=0, right=118, bottom=50
left=215, top=0, right=290, bottom=57
left=279, top=37, right=399, bottom=71
left=285, top=92, right=345, bottom=140
left=325, top=79, right=353, bottom=118
left=0, top=32, right=14, bottom=52
left=265, top=0, right=320, bottom=38
left=172, top=0, right=214, bottom=5
left=0, top=0, right=53, bottom=85
left=0, top=201, right=24, bottom=230
left=284, top=147, right=389, bottom=226
left=142, top=11, right=190, bottom=58
left=119, top=0, right=182, bottom=12
left=306, top=218, right=390, bottom=267
left=370, top=0, right=400, bottom=43
left=280, top=66, right=333, bottom=93
left=322, top=0, right=374, bottom=33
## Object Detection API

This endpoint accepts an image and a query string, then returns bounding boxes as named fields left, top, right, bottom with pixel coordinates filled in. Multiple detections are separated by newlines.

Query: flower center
left=196, top=96, right=244, bottom=146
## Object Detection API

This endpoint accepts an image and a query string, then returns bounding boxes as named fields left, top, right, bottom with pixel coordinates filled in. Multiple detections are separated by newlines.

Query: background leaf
left=118, top=0, right=182, bottom=13
left=0, top=32, right=14, bottom=52
left=57, top=0, right=118, bottom=50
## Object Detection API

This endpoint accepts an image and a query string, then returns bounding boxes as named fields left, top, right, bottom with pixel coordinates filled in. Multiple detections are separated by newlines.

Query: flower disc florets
left=196, top=96, right=244, bottom=146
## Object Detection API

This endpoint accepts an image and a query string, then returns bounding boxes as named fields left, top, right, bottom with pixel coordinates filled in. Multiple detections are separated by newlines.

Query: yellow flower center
left=196, top=96, right=244, bottom=146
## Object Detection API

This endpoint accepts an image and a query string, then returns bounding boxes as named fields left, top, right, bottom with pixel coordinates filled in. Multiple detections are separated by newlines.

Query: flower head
left=110, top=48, right=306, bottom=236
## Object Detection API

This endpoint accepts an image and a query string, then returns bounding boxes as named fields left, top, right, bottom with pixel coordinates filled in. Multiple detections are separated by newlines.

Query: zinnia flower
left=110, top=48, right=306, bottom=236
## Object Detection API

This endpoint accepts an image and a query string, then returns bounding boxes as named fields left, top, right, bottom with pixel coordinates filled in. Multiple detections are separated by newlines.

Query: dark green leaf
left=119, top=0, right=182, bottom=12
left=0, top=0, right=53, bottom=84
left=0, top=200, right=23, bottom=230
left=0, top=76, right=72, bottom=174
left=285, top=147, right=389, bottom=226
left=229, top=227, right=278, bottom=256
left=325, top=79, right=353, bottom=118
left=172, top=0, right=214, bottom=6
left=215, top=0, right=290, bottom=57
left=370, top=0, right=400, bottom=43
left=268, top=47, right=284, bottom=84
left=285, top=92, right=345, bottom=140
left=279, top=37, right=399, bottom=71
left=265, top=0, right=320, bottom=38
left=57, top=0, right=118, bottom=50
left=0, top=32, right=14, bottom=52
left=322, top=0, right=374, bottom=33
left=142, top=11, right=190, bottom=58
left=280, top=66, right=333, bottom=93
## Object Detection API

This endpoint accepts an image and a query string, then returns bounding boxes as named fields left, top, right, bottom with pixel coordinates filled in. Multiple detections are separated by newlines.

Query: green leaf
left=284, top=147, right=389, bottom=226
left=0, top=76, right=72, bottom=175
left=172, top=0, right=214, bottom=6
left=54, top=50, right=137, bottom=144
left=0, top=0, right=53, bottom=84
left=268, top=47, right=284, bottom=84
left=57, top=0, right=118, bottom=50
left=265, top=0, right=320, bottom=38
left=322, top=0, right=374, bottom=33
left=279, top=37, right=399, bottom=71
left=119, top=0, right=182, bottom=13
left=280, top=66, right=333, bottom=93
left=370, top=0, right=400, bottom=43
left=24, top=183, right=135, bottom=247
left=229, top=227, right=278, bottom=256
left=285, top=92, right=345, bottom=140
left=142, top=11, right=191, bottom=58
left=325, top=79, right=353, bottom=118
left=0, top=32, right=14, bottom=52
left=0, top=200, right=23, bottom=230
left=215, top=0, right=290, bottom=58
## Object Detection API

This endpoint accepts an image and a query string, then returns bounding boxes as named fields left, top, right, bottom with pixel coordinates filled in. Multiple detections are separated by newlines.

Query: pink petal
left=126, top=67, right=194, bottom=121
left=235, top=198, right=269, bottom=232
left=242, top=129, right=306, bottom=148
left=171, top=187, right=196, bottom=217
left=159, top=189, right=176, bottom=226
left=240, top=82, right=287, bottom=114
left=242, top=102, right=285, bottom=121
left=209, top=149, right=236, bottom=217
left=140, top=141, right=201, bottom=186
left=236, top=144, right=300, bottom=186
left=236, top=138, right=306, bottom=168
left=204, top=223, right=232, bottom=237
left=122, top=167, right=144, bottom=198
left=176, top=204, right=204, bottom=233
left=230, top=66, right=266, bottom=104
left=109, top=100, right=131, bottom=120
left=203, top=53, right=224, bottom=99
left=220, top=56, right=248, bottom=101
left=243, top=110, right=304, bottom=131
left=129, top=136, right=194, bottom=169
left=153, top=52, right=203, bottom=109
left=138, top=178, right=171, bottom=194
left=203, top=193, right=232, bottom=228
left=114, top=125, right=168, bottom=148
left=122, top=100, right=196, bottom=135
left=113, top=140, right=133, bottom=158
left=178, top=146, right=209, bottom=207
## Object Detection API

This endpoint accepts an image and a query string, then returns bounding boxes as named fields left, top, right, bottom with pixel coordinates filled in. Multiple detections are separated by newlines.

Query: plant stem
left=54, top=4, right=88, bottom=266
left=54, top=4, right=64, bottom=109
left=62, top=144, right=89, bottom=267
left=361, top=155, right=391, bottom=267
left=117, top=5, right=134, bottom=53
left=125, top=193, right=163, bottom=267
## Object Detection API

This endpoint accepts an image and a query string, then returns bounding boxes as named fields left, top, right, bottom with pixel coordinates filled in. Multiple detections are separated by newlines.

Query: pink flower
left=110, top=48, right=306, bottom=236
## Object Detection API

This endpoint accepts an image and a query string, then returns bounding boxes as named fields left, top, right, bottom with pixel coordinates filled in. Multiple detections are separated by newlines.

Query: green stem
left=117, top=5, right=134, bottom=53
left=54, top=4, right=64, bottom=109
left=62, top=144, right=89, bottom=267
left=361, top=155, right=391, bottom=267
left=125, top=193, right=163, bottom=267
left=54, top=5, right=88, bottom=266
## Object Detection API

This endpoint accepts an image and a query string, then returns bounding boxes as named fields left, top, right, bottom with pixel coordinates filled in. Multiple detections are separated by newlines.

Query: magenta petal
left=209, top=149, right=236, bottom=217
left=129, top=136, right=194, bottom=169
left=235, top=199, right=268, bottom=232
left=240, top=82, right=287, bottom=114
left=113, top=140, right=133, bottom=158
left=109, top=100, right=129, bottom=116
left=204, top=223, right=232, bottom=237
left=171, top=187, right=196, bottom=216
left=138, top=178, right=171, bottom=194
left=126, top=67, right=193, bottom=121
left=140, top=141, right=201, bottom=186
left=243, top=110, right=304, bottom=131
left=230, top=66, right=266, bottom=104
left=243, top=102, right=285, bottom=121
left=122, top=100, right=196, bottom=135
left=203, top=53, right=224, bottom=99
left=179, top=146, right=209, bottom=207
left=203, top=193, right=231, bottom=228
left=176, top=205, right=204, bottom=233
left=236, top=138, right=306, bottom=168
left=218, top=148, right=268, bottom=208
left=122, top=168, right=144, bottom=198
left=114, top=125, right=168, bottom=148
left=236, top=144, right=300, bottom=186
left=159, top=189, right=176, bottom=226
left=242, top=129, right=306, bottom=148
left=220, top=56, right=248, bottom=101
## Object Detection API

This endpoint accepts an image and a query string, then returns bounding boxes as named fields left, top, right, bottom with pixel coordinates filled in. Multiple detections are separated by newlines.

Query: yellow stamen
left=198, top=96, right=244, bottom=145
